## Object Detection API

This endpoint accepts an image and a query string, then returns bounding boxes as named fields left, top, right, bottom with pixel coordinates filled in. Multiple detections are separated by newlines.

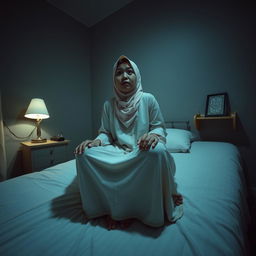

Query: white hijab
left=113, top=55, right=143, bottom=129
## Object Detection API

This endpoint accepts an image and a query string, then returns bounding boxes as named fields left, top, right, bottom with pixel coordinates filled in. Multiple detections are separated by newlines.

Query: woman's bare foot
left=119, top=219, right=133, bottom=229
left=106, top=216, right=118, bottom=230
left=105, top=216, right=133, bottom=230
left=173, top=194, right=183, bottom=206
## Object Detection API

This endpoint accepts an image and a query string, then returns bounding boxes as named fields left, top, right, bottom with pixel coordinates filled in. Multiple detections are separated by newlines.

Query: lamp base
left=31, top=138, right=47, bottom=143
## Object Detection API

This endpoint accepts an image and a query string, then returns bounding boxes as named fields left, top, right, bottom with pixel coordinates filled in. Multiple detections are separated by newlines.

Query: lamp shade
left=24, top=98, right=50, bottom=120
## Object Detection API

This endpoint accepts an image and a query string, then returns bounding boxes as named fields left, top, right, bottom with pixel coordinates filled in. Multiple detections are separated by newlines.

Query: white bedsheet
left=0, top=142, right=250, bottom=256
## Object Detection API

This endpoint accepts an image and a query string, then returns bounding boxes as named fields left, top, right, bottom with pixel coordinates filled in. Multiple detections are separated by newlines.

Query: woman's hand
left=74, top=139, right=101, bottom=154
left=137, top=133, right=159, bottom=151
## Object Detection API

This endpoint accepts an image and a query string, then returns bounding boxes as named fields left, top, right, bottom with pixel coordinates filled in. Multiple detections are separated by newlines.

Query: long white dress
left=76, top=93, right=183, bottom=227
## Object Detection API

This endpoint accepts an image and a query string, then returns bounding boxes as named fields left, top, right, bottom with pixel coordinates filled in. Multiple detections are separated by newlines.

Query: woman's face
left=114, top=62, right=136, bottom=94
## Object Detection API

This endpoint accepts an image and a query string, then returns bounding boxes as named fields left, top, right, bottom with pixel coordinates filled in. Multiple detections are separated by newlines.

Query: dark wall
left=2, top=0, right=92, bottom=178
left=91, top=0, right=256, bottom=189
left=2, top=0, right=256, bottom=192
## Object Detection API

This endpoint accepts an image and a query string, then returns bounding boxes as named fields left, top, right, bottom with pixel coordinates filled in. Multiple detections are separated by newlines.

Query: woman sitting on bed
left=75, top=55, right=183, bottom=230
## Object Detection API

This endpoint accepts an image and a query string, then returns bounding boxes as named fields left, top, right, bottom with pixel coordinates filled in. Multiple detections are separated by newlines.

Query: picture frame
left=205, top=92, right=229, bottom=117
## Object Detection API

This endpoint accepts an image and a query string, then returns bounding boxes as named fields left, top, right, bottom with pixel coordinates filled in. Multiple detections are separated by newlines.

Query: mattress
left=0, top=141, right=250, bottom=256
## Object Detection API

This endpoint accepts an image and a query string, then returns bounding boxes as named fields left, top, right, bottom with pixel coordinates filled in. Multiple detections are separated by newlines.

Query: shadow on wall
left=4, top=108, right=51, bottom=178
left=8, top=150, right=24, bottom=178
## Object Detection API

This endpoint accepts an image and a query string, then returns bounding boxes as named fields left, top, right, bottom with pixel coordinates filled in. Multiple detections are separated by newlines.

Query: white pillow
left=165, top=128, right=192, bottom=153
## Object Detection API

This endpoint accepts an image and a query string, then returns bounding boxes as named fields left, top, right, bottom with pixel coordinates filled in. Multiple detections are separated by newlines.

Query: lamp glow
left=25, top=98, right=49, bottom=143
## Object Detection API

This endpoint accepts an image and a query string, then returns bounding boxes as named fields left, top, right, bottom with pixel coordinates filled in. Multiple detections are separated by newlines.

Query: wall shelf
left=194, top=112, right=237, bottom=130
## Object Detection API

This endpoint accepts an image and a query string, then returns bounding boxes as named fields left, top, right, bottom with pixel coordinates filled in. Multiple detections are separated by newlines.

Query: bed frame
left=165, top=120, right=191, bottom=130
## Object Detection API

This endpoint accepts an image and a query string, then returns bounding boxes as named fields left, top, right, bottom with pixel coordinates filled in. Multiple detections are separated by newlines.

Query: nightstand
left=21, top=140, right=70, bottom=172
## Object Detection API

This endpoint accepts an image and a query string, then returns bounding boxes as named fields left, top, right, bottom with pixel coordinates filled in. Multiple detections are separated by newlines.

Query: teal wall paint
left=91, top=0, right=256, bottom=188
left=2, top=0, right=92, bottom=178
left=2, top=0, right=256, bottom=191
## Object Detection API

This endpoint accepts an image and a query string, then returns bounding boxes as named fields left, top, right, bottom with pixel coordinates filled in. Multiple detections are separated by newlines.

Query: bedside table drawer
left=21, top=140, right=70, bottom=172
left=32, top=146, right=68, bottom=171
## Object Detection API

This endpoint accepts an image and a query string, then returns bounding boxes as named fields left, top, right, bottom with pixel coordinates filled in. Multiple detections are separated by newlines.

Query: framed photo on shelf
left=205, top=92, right=229, bottom=117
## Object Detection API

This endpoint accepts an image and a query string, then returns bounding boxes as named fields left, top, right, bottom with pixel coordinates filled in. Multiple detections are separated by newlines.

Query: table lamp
left=24, top=98, right=50, bottom=143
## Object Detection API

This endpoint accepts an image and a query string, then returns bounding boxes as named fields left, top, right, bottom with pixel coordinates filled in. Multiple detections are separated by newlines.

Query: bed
left=0, top=129, right=250, bottom=256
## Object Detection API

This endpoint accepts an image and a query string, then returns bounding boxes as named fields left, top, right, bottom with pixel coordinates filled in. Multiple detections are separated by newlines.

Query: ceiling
left=47, top=0, right=135, bottom=27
